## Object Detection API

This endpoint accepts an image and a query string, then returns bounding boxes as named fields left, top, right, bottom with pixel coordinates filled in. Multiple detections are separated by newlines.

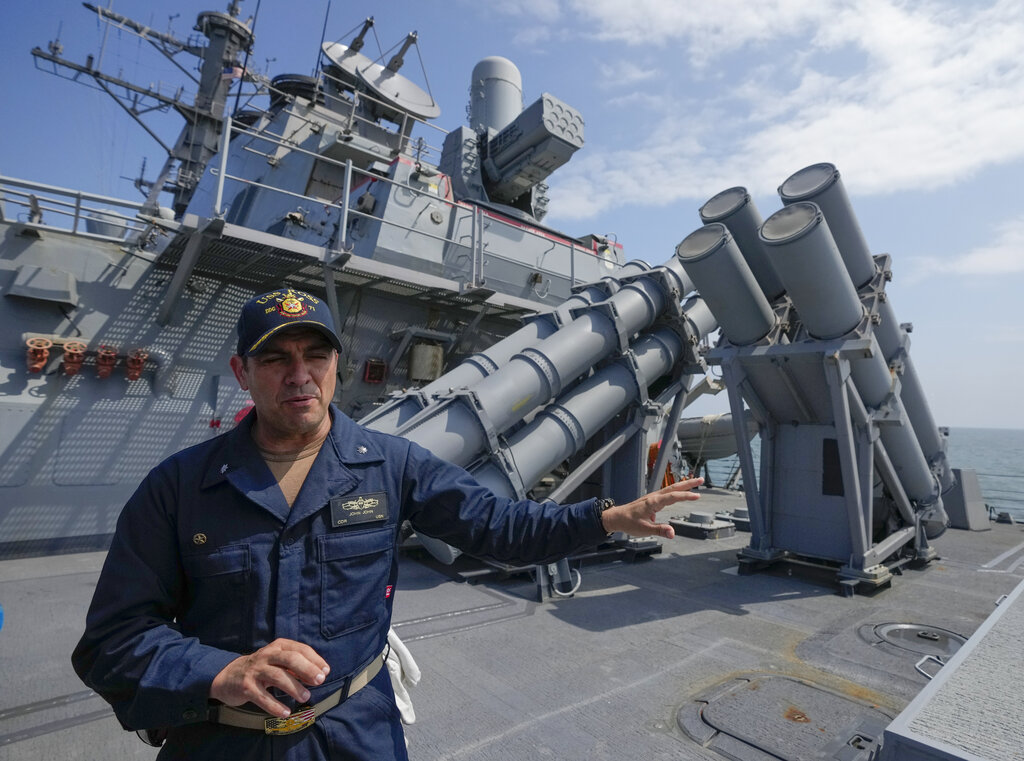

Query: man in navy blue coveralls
left=72, top=288, right=703, bottom=760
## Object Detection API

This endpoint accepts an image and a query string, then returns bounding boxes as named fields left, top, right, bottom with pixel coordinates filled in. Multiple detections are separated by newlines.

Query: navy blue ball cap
left=236, top=289, right=343, bottom=356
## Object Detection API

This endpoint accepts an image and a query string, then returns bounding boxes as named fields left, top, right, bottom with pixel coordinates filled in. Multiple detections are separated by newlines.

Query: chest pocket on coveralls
left=318, top=527, right=393, bottom=639
left=181, top=545, right=251, bottom=651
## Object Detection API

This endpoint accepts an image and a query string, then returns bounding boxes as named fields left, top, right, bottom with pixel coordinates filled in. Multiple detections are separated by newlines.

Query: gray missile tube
left=675, top=223, right=775, bottom=346
left=778, top=163, right=877, bottom=288
left=396, top=256, right=694, bottom=465
left=360, top=260, right=653, bottom=432
left=420, top=259, right=653, bottom=398
left=471, top=298, right=715, bottom=496
left=777, top=170, right=952, bottom=491
left=759, top=202, right=944, bottom=513
left=867, top=293, right=953, bottom=491
left=417, top=296, right=711, bottom=566
left=677, top=295, right=716, bottom=352
left=699, top=187, right=785, bottom=301
left=756, top=203, right=863, bottom=339
left=896, top=356, right=953, bottom=491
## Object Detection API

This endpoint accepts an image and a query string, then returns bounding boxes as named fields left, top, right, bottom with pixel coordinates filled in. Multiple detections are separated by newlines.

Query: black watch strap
left=595, top=498, right=615, bottom=532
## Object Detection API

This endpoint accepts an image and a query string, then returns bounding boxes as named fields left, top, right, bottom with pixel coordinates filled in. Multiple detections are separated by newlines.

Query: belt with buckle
left=211, top=653, right=384, bottom=735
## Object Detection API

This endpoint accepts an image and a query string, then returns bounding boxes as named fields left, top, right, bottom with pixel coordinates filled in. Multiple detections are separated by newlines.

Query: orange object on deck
left=125, top=349, right=148, bottom=381
left=26, top=337, right=53, bottom=373
left=62, top=340, right=88, bottom=376
left=647, top=443, right=676, bottom=489
left=96, top=346, right=118, bottom=378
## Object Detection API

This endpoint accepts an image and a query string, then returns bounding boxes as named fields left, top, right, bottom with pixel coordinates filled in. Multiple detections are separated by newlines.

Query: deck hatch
left=678, top=674, right=893, bottom=761
left=872, top=623, right=966, bottom=658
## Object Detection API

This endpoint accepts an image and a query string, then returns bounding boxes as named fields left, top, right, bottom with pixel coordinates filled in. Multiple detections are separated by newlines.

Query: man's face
left=229, top=328, right=338, bottom=442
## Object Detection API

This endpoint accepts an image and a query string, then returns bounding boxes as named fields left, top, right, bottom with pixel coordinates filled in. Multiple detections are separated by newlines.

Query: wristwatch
left=595, top=497, right=615, bottom=533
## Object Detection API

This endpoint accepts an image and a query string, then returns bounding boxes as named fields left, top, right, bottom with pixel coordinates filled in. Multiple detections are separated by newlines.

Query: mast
left=32, top=2, right=256, bottom=216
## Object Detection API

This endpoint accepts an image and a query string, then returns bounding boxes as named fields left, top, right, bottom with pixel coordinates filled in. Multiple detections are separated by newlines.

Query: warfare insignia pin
left=193, top=533, right=207, bottom=545
left=356, top=445, right=368, bottom=455
left=330, top=492, right=388, bottom=527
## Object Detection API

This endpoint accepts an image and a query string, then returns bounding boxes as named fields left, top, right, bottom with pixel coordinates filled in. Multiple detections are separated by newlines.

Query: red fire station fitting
left=96, top=346, right=118, bottom=378
left=26, top=337, right=53, bottom=373
left=125, top=349, right=148, bottom=381
left=62, top=341, right=88, bottom=376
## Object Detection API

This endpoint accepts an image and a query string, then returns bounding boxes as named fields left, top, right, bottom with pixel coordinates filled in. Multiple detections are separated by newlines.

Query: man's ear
left=229, top=354, right=249, bottom=390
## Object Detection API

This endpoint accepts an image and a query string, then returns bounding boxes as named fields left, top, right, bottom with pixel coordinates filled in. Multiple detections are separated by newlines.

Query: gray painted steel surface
left=389, top=256, right=692, bottom=465
left=1, top=6, right=1016, bottom=761
left=675, top=225, right=774, bottom=346
left=759, top=203, right=863, bottom=339
left=879, top=577, right=1024, bottom=761
left=469, top=57, right=524, bottom=134
left=359, top=262, right=653, bottom=434
left=677, top=164, right=951, bottom=589
left=471, top=305, right=714, bottom=499
left=4, top=497, right=1024, bottom=761
left=698, top=187, right=785, bottom=302
left=766, top=189, right=952, bottom=494
left=760, top=200, right=946, bottom=514
left=778, top=162, right=877, bottom=288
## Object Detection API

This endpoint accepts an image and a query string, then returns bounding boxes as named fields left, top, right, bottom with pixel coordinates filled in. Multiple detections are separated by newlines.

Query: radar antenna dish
left=321, top=40, right=375, bottom=89
left=321, top=16, right=376, bottom=86
left=354, top=32, right=440, bottom=120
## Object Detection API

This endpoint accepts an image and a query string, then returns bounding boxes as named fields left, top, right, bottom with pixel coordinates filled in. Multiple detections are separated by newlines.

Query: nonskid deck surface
left=1, top=489, right=1022, bottom=761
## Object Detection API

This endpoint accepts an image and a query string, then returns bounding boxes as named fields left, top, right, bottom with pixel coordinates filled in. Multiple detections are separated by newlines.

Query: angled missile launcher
left=677, top=163, right=956, bottom=593
left=361, top=254, right=715, bottom=587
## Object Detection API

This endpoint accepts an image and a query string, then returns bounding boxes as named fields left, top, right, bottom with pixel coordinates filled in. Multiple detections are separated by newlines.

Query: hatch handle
left=914, top=654, right=946, bottom=680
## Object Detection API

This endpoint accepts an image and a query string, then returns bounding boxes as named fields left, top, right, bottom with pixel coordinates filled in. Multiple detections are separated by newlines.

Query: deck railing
left=0, top=176, right=150, bottom=243
left=210, top=114, right=618, bottom=295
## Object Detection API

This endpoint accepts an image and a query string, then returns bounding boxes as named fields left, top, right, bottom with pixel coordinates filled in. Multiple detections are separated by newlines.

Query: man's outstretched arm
left=600, top=477, right=704, bottom=539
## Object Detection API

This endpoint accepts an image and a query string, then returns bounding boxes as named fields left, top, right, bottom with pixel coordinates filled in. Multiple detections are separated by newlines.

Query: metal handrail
left=0, top=176, right=148, bottom=240
left=205, top=120, right=614, bottom=290
left=0, top=176, right=146, bottom=210
left=228, top=72, right=448, bottom=168
left=2, top=194, right=142, bottom=233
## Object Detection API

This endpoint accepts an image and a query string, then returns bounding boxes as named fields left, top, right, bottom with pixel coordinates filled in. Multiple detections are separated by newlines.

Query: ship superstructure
left=1, top=5, right=1020, bottom=761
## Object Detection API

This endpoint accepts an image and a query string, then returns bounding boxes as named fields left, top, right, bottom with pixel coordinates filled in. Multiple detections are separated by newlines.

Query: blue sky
left=3, top=0, right=1023, bottom=429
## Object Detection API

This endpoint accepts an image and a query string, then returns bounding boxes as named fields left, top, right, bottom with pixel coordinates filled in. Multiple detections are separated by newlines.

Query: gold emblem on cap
left=193, top=533, right=208, bottom=545
left=278, top=296, right=308, bottom=317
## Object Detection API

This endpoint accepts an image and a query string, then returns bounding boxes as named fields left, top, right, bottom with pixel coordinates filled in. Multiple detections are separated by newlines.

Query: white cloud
left=544, top=0, right=1024, bottom=223
left=903, top=214, right=1024, bottom=281
left=489, top=0, right=563, bottom=24
left=945, top=216, right=1024, bottom=275
left=603, top=91, right=664, bottom=110
left=599, top=60, right=656, bottom=87
left=566, top=0, right=832, bottom=63
left=510, top=26, right=555, bottom=46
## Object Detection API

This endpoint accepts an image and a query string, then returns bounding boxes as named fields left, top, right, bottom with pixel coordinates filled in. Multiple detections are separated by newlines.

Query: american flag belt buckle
left=264, top=706, right=316, bottom=735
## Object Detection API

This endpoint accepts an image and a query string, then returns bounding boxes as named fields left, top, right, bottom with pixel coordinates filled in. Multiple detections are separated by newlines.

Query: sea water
left=947, top=427, right=1024, bottom=522
left=698, top=427, right=1024, bottom=522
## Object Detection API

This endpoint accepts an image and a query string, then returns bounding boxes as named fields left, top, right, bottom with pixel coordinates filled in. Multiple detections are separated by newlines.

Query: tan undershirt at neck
left=256, top=431, right=329, bottom=508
